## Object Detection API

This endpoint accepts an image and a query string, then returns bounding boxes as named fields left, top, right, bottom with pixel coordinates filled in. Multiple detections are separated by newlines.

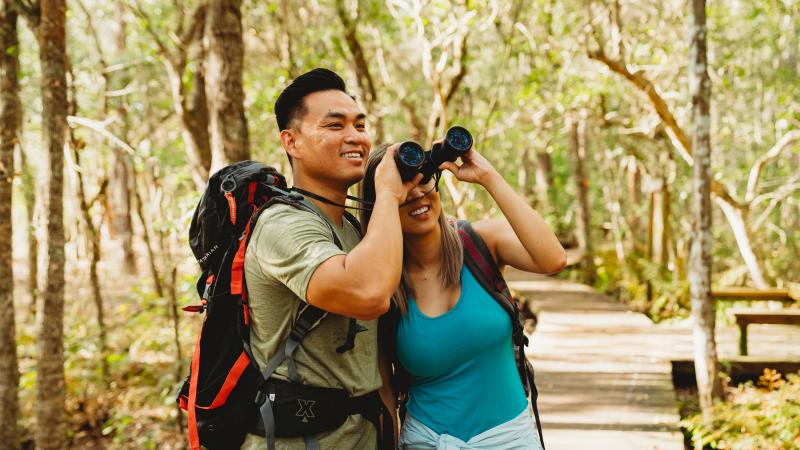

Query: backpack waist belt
left=250, top=378, right=383, bottom=438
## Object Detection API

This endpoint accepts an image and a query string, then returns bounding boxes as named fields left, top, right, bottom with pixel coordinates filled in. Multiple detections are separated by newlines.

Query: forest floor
left=508, top=268, right=800, bottom=450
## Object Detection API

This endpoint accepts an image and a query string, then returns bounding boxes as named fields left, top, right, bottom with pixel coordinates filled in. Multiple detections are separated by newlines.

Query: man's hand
left=374, top=144, right=423, bottom=203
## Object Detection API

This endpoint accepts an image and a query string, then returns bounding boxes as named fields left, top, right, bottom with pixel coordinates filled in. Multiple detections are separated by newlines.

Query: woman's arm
left=439, top=149, right=566, bottom=274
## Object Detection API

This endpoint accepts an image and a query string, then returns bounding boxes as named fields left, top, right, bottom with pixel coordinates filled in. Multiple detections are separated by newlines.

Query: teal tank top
left=396, top=265, right=528, bottom=442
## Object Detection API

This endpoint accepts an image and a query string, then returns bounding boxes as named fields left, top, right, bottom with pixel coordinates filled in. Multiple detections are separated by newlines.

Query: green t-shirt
left=240, top=202, right=381, bottom=450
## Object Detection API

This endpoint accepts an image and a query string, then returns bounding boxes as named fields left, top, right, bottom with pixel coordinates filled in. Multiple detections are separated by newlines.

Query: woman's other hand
left=437, top=147, right=500, bottom=187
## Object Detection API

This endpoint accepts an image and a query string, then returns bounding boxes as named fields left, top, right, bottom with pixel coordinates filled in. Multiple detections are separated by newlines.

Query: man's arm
left=306, top=147, right=420, bottom=320
left=306, top=191, right=404, bottom=320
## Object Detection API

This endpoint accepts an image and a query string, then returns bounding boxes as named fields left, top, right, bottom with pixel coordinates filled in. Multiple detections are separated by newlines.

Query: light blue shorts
left=398, top=408, right=544, bottom=450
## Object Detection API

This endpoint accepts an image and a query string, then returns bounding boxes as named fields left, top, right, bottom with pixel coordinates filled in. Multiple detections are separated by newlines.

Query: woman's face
left=398, top=177, right=442, bottom=237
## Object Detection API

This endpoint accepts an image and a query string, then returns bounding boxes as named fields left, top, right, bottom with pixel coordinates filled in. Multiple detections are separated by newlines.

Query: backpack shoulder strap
left=456, top=220, right=546, bottom=449
left=343, top=210, right=363, bottom=237
left=456, top=220, right=513, bottom=304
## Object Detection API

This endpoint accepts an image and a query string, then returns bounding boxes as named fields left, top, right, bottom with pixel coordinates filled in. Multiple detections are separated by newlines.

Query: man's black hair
left=274, top=68, right=348, bottom=131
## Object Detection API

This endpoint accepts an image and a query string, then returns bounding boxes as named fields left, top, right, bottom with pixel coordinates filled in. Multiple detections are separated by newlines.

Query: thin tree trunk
left=67, top=69, right=110, bottom=385
left=167, top=266, right=185, bottom=436
left=335, top=0, right=383, bottom=141
left=688, top=0, right=722, bottom=420
left=17, top=147, right=38, bottom=320
left=109, top=2, right=135, bottom=273
left=35, top=0, right=68, bottom=447
left=132, top=170, right=163, bottom=298
left=568, top=111, right=596, bottom=285
left=534, top=150, right=553, bottom=212
left=0, top=0, right=21, bottom=446
left=131, top=2, right=211, bottom=189
left=204, top=0, right=249, bottom=174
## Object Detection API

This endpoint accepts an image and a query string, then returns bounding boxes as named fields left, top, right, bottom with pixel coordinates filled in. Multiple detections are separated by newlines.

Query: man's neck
left=292, top=175, right=349, bottom=227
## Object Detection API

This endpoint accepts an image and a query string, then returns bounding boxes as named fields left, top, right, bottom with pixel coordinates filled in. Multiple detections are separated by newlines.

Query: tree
left=567, top=109, right=596, bottom=285
left=204, top=0, right=249, bottom=174
left=688, top=0, right=722, bottom=418
left=587, top=0, right=799, bottom=289
left=0, top=0, right=21, bottom=447
left=33, top=0, right=69, bottom=447
left=133, top=1, right=212, bottom=189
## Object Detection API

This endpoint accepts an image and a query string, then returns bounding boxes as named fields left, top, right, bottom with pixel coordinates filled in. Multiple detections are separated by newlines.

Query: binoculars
left=395, top=126, right=473, bottom=183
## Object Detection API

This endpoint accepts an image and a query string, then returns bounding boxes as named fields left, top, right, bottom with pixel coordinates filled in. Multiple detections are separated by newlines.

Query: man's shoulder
left=253, top=202, right=329, bottom=236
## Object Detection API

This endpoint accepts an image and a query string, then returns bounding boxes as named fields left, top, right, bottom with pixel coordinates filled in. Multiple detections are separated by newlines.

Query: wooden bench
left=731, top=309, right=800, bottom=356
left=712, top=287, right=795, bottom=304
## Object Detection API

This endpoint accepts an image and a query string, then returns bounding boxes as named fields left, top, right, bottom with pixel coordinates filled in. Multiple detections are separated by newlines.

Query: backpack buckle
left=221, top=176, right=237, bottom=193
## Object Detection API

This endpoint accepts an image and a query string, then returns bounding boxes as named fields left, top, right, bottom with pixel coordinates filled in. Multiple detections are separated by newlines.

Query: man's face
left=282, top=90, right=371, bottom=189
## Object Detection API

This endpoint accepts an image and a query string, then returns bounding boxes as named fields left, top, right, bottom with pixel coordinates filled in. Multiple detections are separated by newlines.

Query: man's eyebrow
left=320, top=111, right=367, bottom=121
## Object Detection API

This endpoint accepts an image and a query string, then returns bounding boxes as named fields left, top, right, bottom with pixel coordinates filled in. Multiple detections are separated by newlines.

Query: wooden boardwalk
left=507, top=271, right=685, bottom=450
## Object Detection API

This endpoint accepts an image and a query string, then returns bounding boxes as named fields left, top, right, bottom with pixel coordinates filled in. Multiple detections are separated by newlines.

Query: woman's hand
left=437, top=147, right=500, bottom=187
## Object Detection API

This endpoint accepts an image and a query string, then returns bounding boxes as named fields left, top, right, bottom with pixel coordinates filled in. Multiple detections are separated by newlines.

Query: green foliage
left=681, top=370, right=800, bottom=450
left=592, top=249, right=690, bottom=321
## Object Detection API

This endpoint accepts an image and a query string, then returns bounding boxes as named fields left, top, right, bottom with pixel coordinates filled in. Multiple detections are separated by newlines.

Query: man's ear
left=280, top=129, right=301, bottom=160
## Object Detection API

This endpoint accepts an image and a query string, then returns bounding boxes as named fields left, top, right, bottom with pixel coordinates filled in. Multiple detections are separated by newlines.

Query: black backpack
left=177, top=161, right=370, bottom=450
left=380, top=220, right=545, bottom=449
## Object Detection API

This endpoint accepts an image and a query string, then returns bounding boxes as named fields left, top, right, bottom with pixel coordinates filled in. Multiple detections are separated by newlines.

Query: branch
left=75, top=0, right=108, bottom=68
left=67, top=115, right=136, bottom=155
left=586, top=13, right=748, bottom=210
left=752, top=181, right=800, bottom=232
left=587, top=47, right=693, bottom=165
left=745, top=129, right=800, bottom=202
left=444, top=31, right=469, bottom=105
left=129, top=0, right=172, bottom=62
left=87, top=177, right=109, bottom=210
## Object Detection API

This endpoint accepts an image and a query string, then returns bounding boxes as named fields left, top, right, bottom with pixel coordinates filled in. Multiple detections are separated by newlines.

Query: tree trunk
left=109, top=1, right=135, bottom=273
left=534, top=150, right=553, bottom=212
left=204, top=0, right=249, bottom=175
left=0, top=0, right=20, bottom=446
left=67, top=68, right=110, bottom=385
left=18, top=147, right=38, bottom=320
left=35, top=1, right=68, bottom=448
left=688, top=0, right=722, bottom=420
left=568, top=111, right=596, bottom=285
left=132, top=169, right=163, bottom=298
left=335, top=0, right=384, bottom=141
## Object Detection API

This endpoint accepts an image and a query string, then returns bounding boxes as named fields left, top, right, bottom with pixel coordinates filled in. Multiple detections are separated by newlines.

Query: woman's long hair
left=359, top=144, right=463, bottom=315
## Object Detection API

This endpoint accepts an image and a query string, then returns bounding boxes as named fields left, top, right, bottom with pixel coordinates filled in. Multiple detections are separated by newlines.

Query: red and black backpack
left=177, top=160, right=365, bottom=450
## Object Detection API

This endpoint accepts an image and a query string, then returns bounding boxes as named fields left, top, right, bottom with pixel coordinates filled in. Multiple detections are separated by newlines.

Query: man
left=241, top=69, right=417, bottom=449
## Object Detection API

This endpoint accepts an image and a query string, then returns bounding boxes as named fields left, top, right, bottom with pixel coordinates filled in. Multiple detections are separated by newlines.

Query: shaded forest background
left=1, top=0, right=798, bottom=448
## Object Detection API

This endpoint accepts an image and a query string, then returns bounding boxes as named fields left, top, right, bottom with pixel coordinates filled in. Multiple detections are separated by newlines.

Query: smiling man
left=241, top=69, right=418, bottom=450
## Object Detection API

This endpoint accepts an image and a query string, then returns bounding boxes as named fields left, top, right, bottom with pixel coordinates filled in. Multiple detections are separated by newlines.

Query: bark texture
left=0, top=0, right=20, bottom=446
left=204, top=0, right=249, bottom=175
left=35, top=0, right=68, bottom=447
left=688, top=0, right=722, bottom=419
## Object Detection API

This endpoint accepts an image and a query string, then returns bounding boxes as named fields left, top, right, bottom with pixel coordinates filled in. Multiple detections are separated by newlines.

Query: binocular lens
left=445, top=126, right=472, bottom=153
left=398, top=142, right=425, bottom=168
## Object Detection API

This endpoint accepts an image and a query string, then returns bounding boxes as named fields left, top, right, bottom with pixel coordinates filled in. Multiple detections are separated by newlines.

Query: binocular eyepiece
left=395, top=126, right=473, bottom=183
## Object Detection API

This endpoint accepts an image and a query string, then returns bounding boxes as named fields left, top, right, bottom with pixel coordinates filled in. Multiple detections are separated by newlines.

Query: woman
left=361, top=142, right=566, bottom=450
